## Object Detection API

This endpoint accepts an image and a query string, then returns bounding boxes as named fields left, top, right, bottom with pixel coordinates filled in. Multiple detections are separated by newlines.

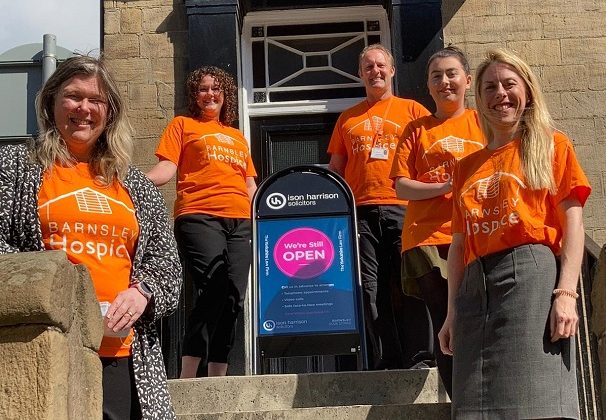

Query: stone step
left=176, top=403, right=451, bottom=419
left=169, top=367, right=449, bottom=415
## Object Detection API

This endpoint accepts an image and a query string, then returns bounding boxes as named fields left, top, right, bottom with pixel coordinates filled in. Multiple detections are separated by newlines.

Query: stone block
left=587, top=63, right=606, bottom=91
left=72, top=264, right=103, bottom=351
left=140, top=32, right=188, bottom=58
left=445, top=14, right=543, bottom=44
left=81, top=350, right=103, bottom=416
left=543, top=12, right=606, bottom=40
left=130, top=113, right=171, bottom=138
left=578, top=0, right=606, bottom=12
left=593, top=229, right=606, bottom=248
left=0, top=326, right=69, bottom=419
left=158, top=82, right=177, bottom=111
left=169, top=368, right=448, bottom=415
left=150, top=56, right=188, bottom=84
left=506, top=0, right=582, bottom=15
left=121, top=7, right=143, bottom=33
left=557, top=118, right=595, bottom=146
left=106, top=58, right=152, bottom=84
left=544, top=92, right=563, bottom=119
left=445, top=2, right=506, bottom=18
left=439, top=42, right=501, bottom=72
left=594, top=116, right=606, bottom=144
left=104, top=34, right=140, bottom=59
left=133, top=135, right=163, bottom=167
left=574, top=144, right=605, bottom=170
left=128, top=83, right=159, bottom=110
left=560, top=91, right=606, bottom=119
left=506, top=39, right=561, bottom=66
left=111, top=0, right=166, bottom=8
left=0, top=251, right=74, bottom=331
left=142, top=6, right=187, bottom=33
left=562, top=37, right=606, bottom=65
left=541, top=65, right=587, bottom=92
left=104, top=9, right=121, bottom=35
left=67, top=344, right=102, bottom=419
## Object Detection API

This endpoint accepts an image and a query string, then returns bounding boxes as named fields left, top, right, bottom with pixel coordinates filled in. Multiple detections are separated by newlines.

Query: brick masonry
left=103, top=0, right=606, bottom=246
left=443, top=0, right=606, bottom=246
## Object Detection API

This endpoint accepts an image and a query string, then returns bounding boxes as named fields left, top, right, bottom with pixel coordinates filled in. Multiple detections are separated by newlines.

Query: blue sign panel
left=257, top=215, right=357, bottom=336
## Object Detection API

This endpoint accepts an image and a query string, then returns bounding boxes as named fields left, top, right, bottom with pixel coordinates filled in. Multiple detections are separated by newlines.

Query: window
left=241, top=6, right=390, bottom=118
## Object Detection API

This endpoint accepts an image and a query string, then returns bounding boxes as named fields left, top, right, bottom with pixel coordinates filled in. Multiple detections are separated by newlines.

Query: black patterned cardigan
left=0, top=144, right=182, bottom=420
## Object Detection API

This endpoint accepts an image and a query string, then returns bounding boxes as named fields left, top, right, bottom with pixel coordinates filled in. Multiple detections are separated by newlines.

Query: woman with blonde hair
left=439, top=48, right=590, bottom=418
left=0, top=55, right=182, bottom=419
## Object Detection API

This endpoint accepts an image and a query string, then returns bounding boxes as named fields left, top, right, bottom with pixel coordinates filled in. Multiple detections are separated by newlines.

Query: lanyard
left=366, top=96, right=393, bottom=148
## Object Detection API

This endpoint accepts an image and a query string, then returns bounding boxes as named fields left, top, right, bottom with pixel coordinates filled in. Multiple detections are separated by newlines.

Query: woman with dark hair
left=390, top=46, right=484, bottom=396
left=0, top=55, right=182, bottom=420
left=147, top=66, right=257, bottom=378
left=439, top=48, right=590, bottom=418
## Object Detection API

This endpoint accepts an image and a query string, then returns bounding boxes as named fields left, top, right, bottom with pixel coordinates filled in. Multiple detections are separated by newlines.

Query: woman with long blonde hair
left=439, top=47, right=590, bottom=418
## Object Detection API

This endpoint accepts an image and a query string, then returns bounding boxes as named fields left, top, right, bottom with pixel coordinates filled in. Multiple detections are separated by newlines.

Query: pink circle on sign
left=273, top=228, right=334, bottom=279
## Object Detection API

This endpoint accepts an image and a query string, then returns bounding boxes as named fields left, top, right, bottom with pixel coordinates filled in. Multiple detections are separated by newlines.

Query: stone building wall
left=442, top=0, right=606, bottom=245
left=103, top=0, right=189, bottom=206
left=103, top=0, right=606, bottom=246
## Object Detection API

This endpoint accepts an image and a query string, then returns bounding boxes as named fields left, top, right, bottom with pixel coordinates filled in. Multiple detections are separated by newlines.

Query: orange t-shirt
left=390, top=109, right=485, bottom=251
left=38, top=163, right=139, bottom=358
left=327, top=96, right=430, bottom=205
left=155, top=116, right=257, bottom=219
left=451, top=131, right=591, bottom=265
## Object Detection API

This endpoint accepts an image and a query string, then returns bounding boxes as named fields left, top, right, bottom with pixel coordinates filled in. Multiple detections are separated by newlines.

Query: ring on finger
left=126, top=311, right=134, bottom=317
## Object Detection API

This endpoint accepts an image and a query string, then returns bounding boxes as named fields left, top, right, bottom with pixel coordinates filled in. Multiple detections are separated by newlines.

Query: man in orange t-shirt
left=327, top=44, right=431, bottom=369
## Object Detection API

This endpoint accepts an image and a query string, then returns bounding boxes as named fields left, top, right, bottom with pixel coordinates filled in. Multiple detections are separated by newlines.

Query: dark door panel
left=250, top=113, right=340, bottom=181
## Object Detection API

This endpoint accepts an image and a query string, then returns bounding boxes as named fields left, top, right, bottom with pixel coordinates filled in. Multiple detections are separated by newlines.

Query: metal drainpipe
left=42, top=34, right=57, bottom=83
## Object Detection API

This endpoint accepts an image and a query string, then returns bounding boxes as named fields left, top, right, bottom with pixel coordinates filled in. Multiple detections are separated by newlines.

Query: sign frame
left=248, top=165, right=367, bottom=374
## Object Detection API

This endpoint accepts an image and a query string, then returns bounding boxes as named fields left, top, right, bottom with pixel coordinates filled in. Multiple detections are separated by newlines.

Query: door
left=250, top=113, right=339, bottom=181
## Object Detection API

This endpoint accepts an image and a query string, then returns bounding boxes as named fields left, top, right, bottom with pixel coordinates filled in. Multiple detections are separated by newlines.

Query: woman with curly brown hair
left=147, top=66, right=257, bottom=377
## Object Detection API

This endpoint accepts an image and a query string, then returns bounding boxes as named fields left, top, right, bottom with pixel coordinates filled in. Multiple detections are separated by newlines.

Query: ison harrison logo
left=263, top=320, right=276, bottom=331
left=266, top=192, right=286, bottom=210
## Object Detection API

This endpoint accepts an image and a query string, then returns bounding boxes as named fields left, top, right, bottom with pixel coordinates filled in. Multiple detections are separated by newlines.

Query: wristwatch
left=130, top=281, right=153, bottom=301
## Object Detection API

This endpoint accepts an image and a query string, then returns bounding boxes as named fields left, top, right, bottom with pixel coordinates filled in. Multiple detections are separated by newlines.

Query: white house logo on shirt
left=348, top=118, right=403, bottom=155
left=459, top=172, right=526, bottom=236
left=74, top=188, right=112, bottom=213
left=421, top=136, right=484, bottom=183
left=363, top=116, right=384, bottom=133
left=215, top=133, right=235, bottom=145
left=38, top=187, right=137, bottom=261
left=423, top=136, right=484, bottom=157
left=201, top=132, right=248, bottom=169
left=461, top=172, right=526, bottom=202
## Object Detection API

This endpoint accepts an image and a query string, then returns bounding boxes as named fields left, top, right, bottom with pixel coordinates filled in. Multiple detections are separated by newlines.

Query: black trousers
left=175, top=214, right=251, bottom=366
left=356, top=205, right=431, bottom=369
left=101, top=357, right=141, bottom=420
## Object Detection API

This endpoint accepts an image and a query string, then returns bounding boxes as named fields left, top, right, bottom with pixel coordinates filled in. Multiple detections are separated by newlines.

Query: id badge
left=370, top=146, right=389, bottom=160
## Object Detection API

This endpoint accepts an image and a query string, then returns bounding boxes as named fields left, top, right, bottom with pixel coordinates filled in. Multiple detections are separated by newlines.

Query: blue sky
left=0, top=1, right=100, bottom=55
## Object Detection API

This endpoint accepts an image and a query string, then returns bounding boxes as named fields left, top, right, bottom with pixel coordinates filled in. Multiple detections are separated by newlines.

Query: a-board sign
left=257, top=215, right=357, bottom=336
left=250, top=166, right=366, bottom=373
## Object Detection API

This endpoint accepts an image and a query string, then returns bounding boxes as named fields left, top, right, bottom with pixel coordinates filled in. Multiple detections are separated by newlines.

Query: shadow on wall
left=441, top=0, right=466, bottom=24
left=391, top=0, right=466, bottom=109
left=153, top=0, right=190, bottom=379
left=163, top=0, right=189, bottom=117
